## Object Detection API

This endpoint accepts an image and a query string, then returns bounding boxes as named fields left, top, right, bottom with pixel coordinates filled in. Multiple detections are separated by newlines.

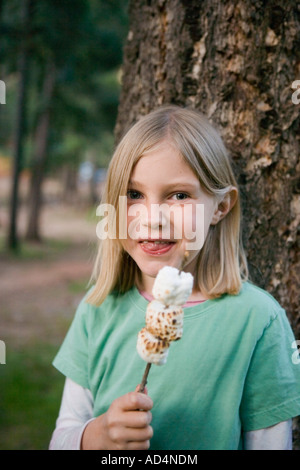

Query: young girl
left=50, top=105, right=300, bottom=450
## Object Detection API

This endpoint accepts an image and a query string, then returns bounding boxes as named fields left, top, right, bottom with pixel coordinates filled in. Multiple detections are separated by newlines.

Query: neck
left=137, top=273, right=207, bottom=302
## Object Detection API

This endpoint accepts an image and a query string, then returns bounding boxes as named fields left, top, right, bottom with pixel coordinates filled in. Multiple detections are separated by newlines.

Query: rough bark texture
left=116, top=0, right=300, bottom=447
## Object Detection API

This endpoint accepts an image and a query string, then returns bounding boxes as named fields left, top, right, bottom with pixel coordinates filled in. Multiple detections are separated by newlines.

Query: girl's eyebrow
left=128, top=179, right=199, bottom=190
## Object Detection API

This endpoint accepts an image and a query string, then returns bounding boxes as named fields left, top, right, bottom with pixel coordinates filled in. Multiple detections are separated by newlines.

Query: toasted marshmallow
left=136, top=327, right=170, bottom=365
left=152, top=266, right=193, bottom=306
left=146, top=300, right=183, bottom=342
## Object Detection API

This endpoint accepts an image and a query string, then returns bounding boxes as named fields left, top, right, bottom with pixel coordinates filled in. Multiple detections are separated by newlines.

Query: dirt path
left=0, top=203, right=98, bottom=348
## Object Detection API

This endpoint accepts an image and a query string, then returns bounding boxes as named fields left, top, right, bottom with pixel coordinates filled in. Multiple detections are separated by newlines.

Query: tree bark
left=25, top=60, right=56, bottom=241
left=116, top=0, right=300, bottom=448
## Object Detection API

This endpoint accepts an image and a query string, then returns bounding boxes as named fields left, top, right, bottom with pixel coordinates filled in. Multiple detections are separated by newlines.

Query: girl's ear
left=211, top=187, right=238, bottom=225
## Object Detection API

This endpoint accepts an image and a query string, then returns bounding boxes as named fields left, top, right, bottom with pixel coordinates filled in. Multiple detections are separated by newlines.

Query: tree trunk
left=6, top=0, right=33, bottom=251
left=62, top=164, right=78, bottom=204
left=25, top=60, right=56, bottom=241
left=116, top=0, right=300, bottom=447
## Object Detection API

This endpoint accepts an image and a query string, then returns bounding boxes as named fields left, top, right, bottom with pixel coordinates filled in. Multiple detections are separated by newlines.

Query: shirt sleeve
left=244, top=420, right=292, bottom=450
left=240, top=307, right=300, bottom=432
left=52, top=291, right=92, bottom=388
left=49, top=378, right=95, bottom=450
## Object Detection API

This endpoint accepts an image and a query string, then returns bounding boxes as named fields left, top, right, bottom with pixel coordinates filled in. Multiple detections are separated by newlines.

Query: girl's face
left=122, top=140, right=220, bottom=293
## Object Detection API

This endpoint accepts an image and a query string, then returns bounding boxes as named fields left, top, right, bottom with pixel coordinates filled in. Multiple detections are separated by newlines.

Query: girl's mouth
left=138, top=240, right=176, bottom=255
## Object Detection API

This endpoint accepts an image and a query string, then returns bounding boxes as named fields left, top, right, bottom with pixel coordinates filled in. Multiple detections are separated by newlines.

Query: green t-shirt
left=53, top=282, right=300, bottom=450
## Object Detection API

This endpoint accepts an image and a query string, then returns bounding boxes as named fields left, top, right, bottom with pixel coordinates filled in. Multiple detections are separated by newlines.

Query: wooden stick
left=139, top=362, right=152, bottom=393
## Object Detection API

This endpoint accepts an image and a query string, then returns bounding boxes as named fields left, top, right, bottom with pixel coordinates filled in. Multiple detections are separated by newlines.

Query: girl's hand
left=81, top=388, right=153, bottom=450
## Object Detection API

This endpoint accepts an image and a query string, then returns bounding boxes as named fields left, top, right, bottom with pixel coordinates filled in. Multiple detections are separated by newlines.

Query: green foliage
left=0, top=0, right=129, bottom=169
left=0, top=343, right=65, bottom=450
left=0, top=234, right=70, bottom=260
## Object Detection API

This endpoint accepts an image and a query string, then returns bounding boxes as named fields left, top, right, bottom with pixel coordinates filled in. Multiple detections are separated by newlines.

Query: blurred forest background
left=0, top=0, right=299, bottom=451
left=0, top=0, right=128, bottom=449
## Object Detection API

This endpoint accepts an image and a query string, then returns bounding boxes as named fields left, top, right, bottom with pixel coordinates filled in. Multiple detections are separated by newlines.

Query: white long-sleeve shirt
left=49, top=378, right=293, bottom=450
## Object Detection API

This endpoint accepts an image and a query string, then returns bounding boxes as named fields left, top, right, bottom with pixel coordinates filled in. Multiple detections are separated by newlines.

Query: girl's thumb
left=135, top=384, right=148, bottom=394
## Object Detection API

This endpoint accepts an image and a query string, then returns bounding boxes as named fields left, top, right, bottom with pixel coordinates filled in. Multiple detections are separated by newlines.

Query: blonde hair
left=86, top=105, right=248, bottom=306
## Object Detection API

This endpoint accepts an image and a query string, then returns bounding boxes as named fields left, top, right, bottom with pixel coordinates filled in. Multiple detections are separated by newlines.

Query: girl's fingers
left=123, top=425, right=154, bottom=443
left=122, top=410, right=152, bottom=428
left=126, top=440, right=151, bottom=450
left=120, top=391, right=153, bottom=411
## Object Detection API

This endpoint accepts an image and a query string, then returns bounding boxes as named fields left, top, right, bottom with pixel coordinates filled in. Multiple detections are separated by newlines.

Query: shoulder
left=220, top=281, right=286, bottom=330
left=216, top=282, right=297, bottom=362
left=234, top=281, right=283, bottom=312
left=75, top=286, right=137, bottom=322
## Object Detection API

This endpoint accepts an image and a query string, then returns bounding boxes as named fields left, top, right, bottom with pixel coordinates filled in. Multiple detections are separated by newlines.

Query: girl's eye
left=172, top=192, right=189, bottom=201
left=127, top=190, right=142, bottom=200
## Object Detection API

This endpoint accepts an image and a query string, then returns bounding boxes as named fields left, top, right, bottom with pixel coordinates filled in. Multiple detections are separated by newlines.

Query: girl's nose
left=140, top=202, right=168, bottom=229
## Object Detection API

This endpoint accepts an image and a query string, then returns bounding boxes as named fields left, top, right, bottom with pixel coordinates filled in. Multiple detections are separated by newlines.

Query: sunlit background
left=0, top=0, right=128, bottom=449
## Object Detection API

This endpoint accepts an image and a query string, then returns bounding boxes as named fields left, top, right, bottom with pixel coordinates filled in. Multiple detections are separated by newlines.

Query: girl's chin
left=136, top=257, right=181, bottom=278
left=125, top=241, right=189, bottom=273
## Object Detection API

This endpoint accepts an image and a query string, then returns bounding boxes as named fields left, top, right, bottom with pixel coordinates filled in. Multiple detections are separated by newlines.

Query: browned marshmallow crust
left=146, top=301, right=184, bottom=342
left=136, top=327, right=170, bottom=365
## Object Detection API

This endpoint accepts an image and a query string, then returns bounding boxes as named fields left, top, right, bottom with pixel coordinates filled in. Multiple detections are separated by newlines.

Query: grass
left=0, top=342, right=65, bottom=450
left=0, top=202, right=96, bottom=449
